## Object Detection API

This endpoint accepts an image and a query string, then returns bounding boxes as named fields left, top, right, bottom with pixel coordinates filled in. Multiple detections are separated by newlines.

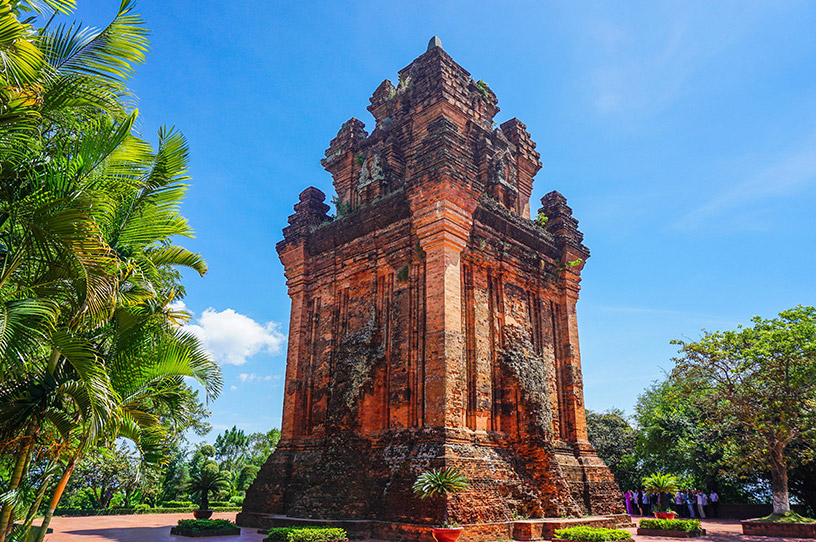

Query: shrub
left=554, top=526, right=631, bottom=542
left=209, top=501, right=232, bottom=507
left=54, top=505, right=243, bottom=516
left=161, top=500, right=195, bottom=508
left=177, top=519, right=236, bottom=531
left=639, top=519, right=701, bottom=531
left=265, top=527, right=347, bottom=542
left=230, top=495, right=244, bottom=505
left=133, top=504, right=151, bottom=513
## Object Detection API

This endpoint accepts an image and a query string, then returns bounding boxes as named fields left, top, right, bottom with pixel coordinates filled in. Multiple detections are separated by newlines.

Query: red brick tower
left=239, top=38, right=624, bottom=539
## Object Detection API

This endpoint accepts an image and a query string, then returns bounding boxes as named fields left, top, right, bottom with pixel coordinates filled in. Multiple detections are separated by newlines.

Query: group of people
left=624, top=489, right=720, bottom=518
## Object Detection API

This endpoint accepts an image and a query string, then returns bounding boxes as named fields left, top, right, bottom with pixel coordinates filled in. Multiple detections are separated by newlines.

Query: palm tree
left=413, top=467, right=470, bottom=526
left=187, top=463, right=231, bottom=512
left=0, top=3, right=220, bottom=539
left=642, top=472, right=680, bottom=512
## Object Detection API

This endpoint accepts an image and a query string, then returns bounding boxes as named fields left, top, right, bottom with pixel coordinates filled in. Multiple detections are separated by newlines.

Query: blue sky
left=74, top=1, right=816, bottom=435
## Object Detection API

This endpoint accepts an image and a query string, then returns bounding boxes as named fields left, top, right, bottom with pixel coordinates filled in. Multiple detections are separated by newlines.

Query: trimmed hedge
left=554, top=527, right=631, bottom=542
left=161, top=500, right=195, bottom=508
left=639, top=519, right=701, bottom=532
left=265, top=527, right=347, bottom=542
left=177, top=519, right=236, bottom=531
left=54, top=506, right=242, bottom=516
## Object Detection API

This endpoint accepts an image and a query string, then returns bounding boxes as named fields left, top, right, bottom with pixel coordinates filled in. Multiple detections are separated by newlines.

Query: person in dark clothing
left=641, top=489, right=651, bottom=516
left=709, top=490, right=719, bottom=518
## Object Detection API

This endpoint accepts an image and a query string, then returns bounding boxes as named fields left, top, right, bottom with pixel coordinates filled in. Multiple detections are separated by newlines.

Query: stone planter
left=637, top=528, right=706, bottom=538
left=742, top=520, right=816, bottom=538
left=193, top=509, right=213, bottom=519
left=170, top=525, right=241, bottom=537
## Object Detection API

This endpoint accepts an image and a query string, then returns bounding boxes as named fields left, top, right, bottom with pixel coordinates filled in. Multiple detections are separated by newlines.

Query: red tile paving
left=625, top=518, right=809, bottom=542
left=36, top=512, right=263, bottom=542
left=35, top=514, right=810, bottom=542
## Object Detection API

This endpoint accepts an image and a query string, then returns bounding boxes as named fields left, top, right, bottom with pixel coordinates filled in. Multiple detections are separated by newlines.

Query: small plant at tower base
left=643, top=473, right=680, bottom=519
left=413, top=467, right=470, bottom=542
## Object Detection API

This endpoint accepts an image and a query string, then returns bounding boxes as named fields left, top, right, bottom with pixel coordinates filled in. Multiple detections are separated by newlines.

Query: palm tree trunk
left=22, top=472, right=55, bottom=534
left=33, top=451, right=79, bottom=542
left=0, top=430, right=34, bottom=542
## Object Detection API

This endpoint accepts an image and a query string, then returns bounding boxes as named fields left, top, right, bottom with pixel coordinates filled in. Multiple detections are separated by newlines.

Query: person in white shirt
left=709, top=491, right=719, bottom=518
left=696, top=490, right=706, bottom=518
left=675, top=492, right=684, bottom=517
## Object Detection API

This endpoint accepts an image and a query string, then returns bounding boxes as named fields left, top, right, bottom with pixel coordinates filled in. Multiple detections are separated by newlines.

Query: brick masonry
left=741, top=521, right=816, bottom=538
left=239, top=38, right=624, bottom=536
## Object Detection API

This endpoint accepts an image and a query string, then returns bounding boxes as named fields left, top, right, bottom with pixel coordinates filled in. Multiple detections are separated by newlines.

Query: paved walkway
left=623, top=518, right=807, bottom=542
left=34, top=514, right=810, bottom=542
left=37, top=512, right=263, bottom=542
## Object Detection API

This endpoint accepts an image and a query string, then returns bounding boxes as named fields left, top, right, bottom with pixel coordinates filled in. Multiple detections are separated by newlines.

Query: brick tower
left=239, top=38, right=624, bottom=539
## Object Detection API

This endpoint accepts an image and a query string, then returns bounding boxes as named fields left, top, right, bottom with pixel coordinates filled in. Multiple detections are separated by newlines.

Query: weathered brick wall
left=240, top=38, right=623, bottom=529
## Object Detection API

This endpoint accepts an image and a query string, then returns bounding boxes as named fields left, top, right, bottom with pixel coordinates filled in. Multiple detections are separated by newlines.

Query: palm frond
left=0, top=298, right=58, bottom=371
left=39, top=0, right=147, bottom=85
left=145, top=245, right=207, bottom=276
left=20, top=0, right=75, bottom=15
left=0, top=3, right=45, bottom=86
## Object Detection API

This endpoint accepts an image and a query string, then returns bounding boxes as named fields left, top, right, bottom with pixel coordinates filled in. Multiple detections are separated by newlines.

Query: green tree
left=214, top=426, right=250, bottom=472
left=671, top=305, right=816, bottom=515
left=0, top=2, right=222, bottom=540
left=633, top=379, right=754, bottom=498
left=235, top=464, right=259, bottom=492
left=248, top=428, right=280, bottom=466
left=585, top=409, right=640, bottom=490
left=70, top=443, right=140, bottom=509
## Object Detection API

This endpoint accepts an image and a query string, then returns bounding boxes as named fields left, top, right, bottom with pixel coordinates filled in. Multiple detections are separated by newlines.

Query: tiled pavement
left=35, top=514, right=811, bottom=542
left=36, top=513, right=263, bottom=542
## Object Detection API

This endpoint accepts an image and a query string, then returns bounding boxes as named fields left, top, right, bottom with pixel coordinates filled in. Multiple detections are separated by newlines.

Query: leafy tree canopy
left=670, top=305, right=816, bottom=514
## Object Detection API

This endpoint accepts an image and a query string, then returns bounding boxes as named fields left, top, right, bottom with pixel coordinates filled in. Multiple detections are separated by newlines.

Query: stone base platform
left=236, top=512, right=632, bottom=541
left=741, top=520, right=816, bottom=538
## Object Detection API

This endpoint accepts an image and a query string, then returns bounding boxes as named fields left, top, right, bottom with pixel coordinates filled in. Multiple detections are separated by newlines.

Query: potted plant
left=643, top=473, right=680, bottom=520
left=413, top=466, right=470, bottom=542
left=186, top=462, right=230, bottom=519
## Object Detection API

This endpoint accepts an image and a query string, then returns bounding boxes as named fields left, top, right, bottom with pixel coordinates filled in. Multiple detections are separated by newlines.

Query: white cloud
left=676, top=138, right=816, bottom=230
left=175, top=302, right=287, bottom=366
left=230, top=385, right=238, bottom=391
left=239, top=373, right=281, bottom=383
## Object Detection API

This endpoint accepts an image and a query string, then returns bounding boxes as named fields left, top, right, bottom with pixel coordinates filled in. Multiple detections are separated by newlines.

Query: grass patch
left=554, top=526, right=631, bottom=541
left=639, top=519, right=701, bottom=531
left=176, top=519, right=236, bottom=531
left=754, top=511, right=816, bottom=523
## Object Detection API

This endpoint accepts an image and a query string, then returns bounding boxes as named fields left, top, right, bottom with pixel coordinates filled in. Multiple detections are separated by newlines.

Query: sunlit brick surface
left=240, top=41, right=623, bottom=537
